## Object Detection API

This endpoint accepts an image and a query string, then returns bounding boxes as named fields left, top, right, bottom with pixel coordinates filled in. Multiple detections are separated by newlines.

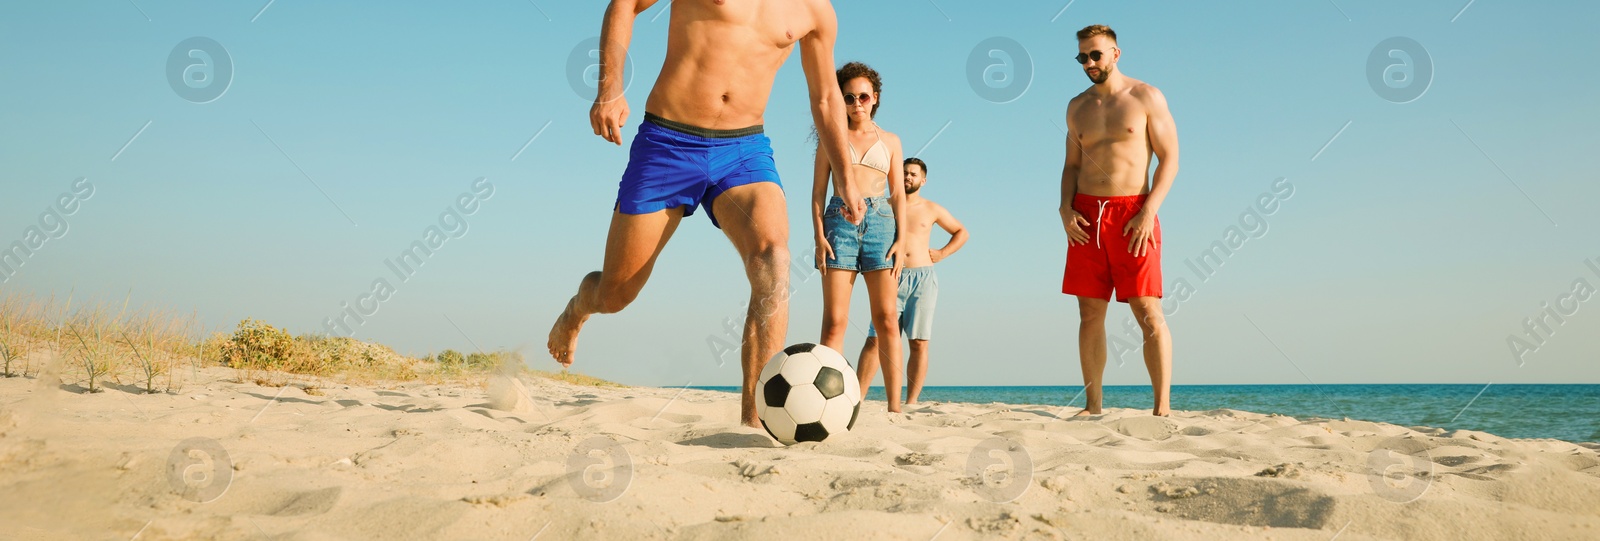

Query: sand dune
left=2, top=368, right=1598, bottom=540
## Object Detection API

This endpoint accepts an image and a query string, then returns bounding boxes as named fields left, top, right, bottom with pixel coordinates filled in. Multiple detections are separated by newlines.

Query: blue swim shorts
left=615, top=113, right=782, bottom=229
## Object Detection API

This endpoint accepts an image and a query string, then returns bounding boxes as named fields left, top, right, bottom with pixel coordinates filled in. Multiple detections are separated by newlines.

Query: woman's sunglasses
left=1074, top=50, right=1109, bottom=64
left=842, top=92, right=874, bottom=106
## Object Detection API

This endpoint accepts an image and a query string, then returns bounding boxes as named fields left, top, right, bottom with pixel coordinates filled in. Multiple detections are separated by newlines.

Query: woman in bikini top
left=809, top=61, right=911, bottom=413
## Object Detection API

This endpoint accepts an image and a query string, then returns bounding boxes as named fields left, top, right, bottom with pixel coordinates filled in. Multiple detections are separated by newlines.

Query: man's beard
left=905, top=182, right=922, bottom=195
left=1086, top=66, right=1112, bottom=84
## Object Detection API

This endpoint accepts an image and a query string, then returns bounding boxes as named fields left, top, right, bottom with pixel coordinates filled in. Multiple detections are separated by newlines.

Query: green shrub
left=433, top=349, right=466, bottom=371
left=219, top=319, right=305, bottom=372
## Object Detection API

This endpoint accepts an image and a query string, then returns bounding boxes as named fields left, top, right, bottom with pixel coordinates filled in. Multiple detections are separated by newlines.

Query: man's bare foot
left=742, top=417, right=761, bottom=429
left=1072, top=408, right=1102, bottom=417
left=546, top=298, right=588, bottom=367
left=1152, top=408, right=1170, bottom=417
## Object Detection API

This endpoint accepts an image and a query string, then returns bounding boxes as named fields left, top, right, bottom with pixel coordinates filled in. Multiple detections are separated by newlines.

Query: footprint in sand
left=270, top=486, right=343, bottom=517
left=1111, top=417, right=1179, bottom=441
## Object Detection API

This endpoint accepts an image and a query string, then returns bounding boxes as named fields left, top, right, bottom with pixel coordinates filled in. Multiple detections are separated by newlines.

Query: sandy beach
left=2, top=366, right=1598, bottom=541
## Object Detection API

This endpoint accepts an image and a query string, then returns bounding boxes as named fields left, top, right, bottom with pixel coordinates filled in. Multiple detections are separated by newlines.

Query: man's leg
left=548, top=208, right=684, bottom=366
left=1075, top=296, right=1109, bottom=415
left=906, top=339, right=929, bottom=405
left=712, top=182, right=790, bottom=428
left=863, top=269, right=903, bottom=413
left=1127, top=297, right=1172, bottom=416
left=856, top=335, right=879, bottom=395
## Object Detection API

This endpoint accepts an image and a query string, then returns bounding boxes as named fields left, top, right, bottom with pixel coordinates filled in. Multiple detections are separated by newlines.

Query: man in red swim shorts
left=1059, top=25, right=1180, bottom=417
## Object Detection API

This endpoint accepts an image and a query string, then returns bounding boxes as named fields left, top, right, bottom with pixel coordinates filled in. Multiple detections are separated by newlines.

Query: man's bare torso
left=1069, top=79, right=1158, bottom=197
left=901, top=198, right=941, bottom=268
left=646, top=0, right=818, bottom=129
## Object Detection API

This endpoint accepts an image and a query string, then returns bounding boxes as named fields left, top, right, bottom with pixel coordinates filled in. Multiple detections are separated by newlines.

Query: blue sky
left=2, top=1, right=1597, bottom=388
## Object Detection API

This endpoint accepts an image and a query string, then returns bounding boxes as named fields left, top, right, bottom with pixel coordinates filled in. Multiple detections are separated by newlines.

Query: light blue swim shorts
left=868, top=266, right=939, bottom=341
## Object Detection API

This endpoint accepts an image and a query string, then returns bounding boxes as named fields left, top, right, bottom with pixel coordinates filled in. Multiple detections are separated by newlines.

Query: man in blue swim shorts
left=547, top=0, right=864, bottom=429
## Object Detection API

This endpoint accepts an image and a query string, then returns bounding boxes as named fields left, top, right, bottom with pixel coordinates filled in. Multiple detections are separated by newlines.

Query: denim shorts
left=824, top=195, right=896, bottom=272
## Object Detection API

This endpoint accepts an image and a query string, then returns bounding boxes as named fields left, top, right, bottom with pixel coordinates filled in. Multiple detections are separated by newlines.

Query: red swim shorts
left=1062, top=193, right=1162, bottom=303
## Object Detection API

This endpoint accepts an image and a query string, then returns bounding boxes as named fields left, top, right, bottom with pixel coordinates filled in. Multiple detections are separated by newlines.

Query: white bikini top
left=848, top=123, right=891, bottom=175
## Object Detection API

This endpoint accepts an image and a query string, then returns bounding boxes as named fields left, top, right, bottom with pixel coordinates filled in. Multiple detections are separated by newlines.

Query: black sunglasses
left=1075, top=50, right=1108, bottom=64
left=842, top=92, right=873, bottom=105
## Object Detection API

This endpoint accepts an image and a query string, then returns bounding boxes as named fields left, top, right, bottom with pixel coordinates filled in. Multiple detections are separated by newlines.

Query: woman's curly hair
left=837, top=61, right=883, bottom=119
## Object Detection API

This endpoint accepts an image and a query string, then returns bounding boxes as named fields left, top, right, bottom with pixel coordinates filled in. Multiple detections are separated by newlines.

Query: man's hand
left=1123, top=210, right=1157, bottom=257
left=1062, top=208, right=1091, bottom=245
left=838, top=181, right=866, bottom=225
left=589, top=95, right=630, bottom=146
left=929, top=249, right=946, bottom=264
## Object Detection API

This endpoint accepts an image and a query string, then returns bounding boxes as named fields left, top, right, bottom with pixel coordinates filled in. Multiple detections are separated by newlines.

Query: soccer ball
left=756, top=343, right=861, bottom=445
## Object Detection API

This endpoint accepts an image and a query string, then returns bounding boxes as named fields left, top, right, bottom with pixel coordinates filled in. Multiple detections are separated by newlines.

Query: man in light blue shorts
left=858, top=157, right=968, bottom=405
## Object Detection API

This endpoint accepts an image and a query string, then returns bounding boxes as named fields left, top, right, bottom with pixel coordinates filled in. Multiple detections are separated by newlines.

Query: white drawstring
left=1094, top=200, right=1110, bottom=249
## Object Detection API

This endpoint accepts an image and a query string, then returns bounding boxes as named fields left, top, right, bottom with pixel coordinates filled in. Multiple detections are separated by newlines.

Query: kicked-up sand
left=2, top=367, right=1599, bottom=540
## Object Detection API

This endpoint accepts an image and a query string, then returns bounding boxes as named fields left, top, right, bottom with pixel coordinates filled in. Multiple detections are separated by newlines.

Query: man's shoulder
left=1067, top=90, right=1092, bottom=108
left=1128, top=80, right=1167, bottom=104
left=1065, top=91, right=1092, bottom=121
left=796, top=0, right=834, bottom=27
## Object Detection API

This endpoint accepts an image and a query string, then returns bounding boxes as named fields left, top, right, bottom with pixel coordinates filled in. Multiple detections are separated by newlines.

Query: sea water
left=697, top=384, right=1600, bottom=442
